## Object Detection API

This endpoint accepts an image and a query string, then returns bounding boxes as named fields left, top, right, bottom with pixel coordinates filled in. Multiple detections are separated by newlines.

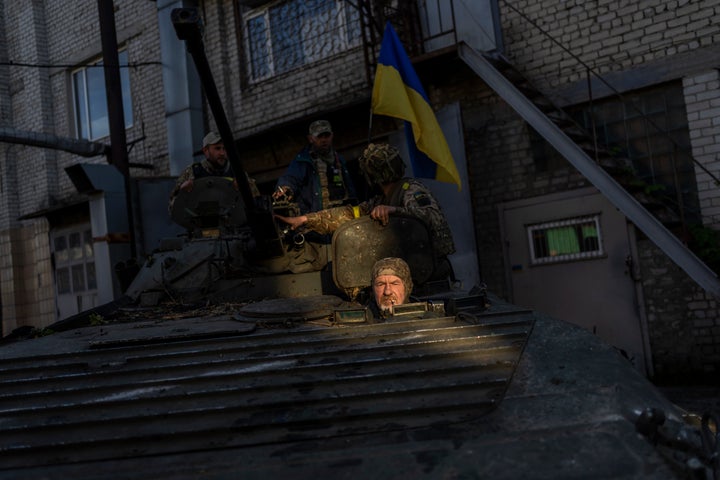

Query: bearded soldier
left=370, top=257, right=413, bottom=317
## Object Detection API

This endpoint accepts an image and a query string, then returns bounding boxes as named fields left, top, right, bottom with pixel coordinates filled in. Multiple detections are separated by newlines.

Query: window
left=527, top=215, right=604, bottom=265
left=244, top=0, right=361, bottom=81
left=53, top=227, right=97, bottom=295
left=72, top=50, right=133, bottom=140
left=571, top=83, right=697, bottom=222
left=531, top=82, right=698, bottom=222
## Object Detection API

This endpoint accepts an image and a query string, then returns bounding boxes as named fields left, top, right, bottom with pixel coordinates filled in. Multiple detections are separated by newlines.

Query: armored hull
left=0, top=292, right=704, bottom=479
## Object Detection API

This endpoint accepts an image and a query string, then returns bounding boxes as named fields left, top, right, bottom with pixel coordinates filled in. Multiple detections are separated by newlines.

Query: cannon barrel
left=171, top=7, right=282, bottom=257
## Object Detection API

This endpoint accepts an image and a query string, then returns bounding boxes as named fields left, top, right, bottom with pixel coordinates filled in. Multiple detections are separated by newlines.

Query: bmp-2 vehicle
left=0, top=7, right=717, bottom=480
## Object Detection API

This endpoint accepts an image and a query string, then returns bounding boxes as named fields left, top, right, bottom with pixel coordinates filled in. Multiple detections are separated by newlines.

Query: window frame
left=527, top=214, right=605, bottom=266
left=531, top=82, right=697, bottom=223
left=242, top=0, right=362, bottom=82
left=71, top=49, right=134, bottom=141
left=52, top=225, right=97, bottom=296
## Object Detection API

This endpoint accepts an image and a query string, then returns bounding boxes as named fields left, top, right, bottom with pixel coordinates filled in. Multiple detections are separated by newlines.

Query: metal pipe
left=98, top=0, right=137, bottom=258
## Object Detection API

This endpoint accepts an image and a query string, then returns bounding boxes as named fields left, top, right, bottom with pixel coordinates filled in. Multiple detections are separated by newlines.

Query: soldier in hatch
left=370, top=257, right=412, bottom=318
left=275, top=143, right=456, bottom=281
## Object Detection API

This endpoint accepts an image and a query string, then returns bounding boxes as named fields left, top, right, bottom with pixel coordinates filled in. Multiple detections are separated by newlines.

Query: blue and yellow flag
left=371, top=22, right=461, bottom=190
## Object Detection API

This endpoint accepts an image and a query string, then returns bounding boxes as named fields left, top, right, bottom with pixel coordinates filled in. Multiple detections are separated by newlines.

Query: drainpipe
left=156, top=0, right=204, bottom=175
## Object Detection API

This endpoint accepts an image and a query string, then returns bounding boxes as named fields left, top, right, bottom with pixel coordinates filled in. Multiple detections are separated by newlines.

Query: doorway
left=500, top=187, right=651, bottom=374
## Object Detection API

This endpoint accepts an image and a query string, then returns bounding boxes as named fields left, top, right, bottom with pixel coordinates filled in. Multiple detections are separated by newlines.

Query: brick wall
left=44, top=0, right=170, bottom=198
left=638, top=239, right=720, bottom=378
left=631, top=67, right=720, bottom=377
left=0, top=220, right=55, bottom=336
left=203, top=2, right=371, bottom=139
left=2, top=0, right=168, bottom=211
left=0, top=0, right=168, bottom=330
left=685, top=69, right=720, bottom=228
left=501, top=0, right=720, bottom=93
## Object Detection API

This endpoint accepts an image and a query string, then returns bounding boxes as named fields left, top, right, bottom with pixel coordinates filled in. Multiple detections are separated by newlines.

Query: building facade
left=0, top=0, right=718, bottom=379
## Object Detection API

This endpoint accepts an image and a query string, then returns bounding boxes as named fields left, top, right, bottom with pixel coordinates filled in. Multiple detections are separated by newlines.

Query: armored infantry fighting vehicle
left=0, top=7, right=717, bottom=480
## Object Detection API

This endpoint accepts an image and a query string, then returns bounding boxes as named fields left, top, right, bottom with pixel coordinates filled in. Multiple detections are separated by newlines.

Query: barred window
left=244, top=0, right=361, bottom=81
left=528, top=215, right=604, bottom=265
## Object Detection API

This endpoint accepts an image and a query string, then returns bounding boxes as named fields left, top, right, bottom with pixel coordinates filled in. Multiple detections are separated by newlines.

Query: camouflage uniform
left=304, top=178, right=455, bottom=258
left=301, top=143, right=455, bottom=280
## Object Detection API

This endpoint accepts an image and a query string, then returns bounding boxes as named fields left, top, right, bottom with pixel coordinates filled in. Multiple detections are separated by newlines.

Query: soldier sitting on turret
left=275, top=143, right=455, bottom=282
left=169, top=131, right=259, bottom=213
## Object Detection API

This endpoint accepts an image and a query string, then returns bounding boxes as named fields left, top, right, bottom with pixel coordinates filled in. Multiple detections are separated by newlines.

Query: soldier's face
left=373, top=274, right=407, bottom=314
left=204, top=143, right=227, bottom=168
left=308, top=132, right=333, bottom=154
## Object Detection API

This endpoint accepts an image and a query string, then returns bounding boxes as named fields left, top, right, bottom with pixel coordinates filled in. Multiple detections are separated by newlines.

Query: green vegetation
left=88, top=313, right=107, bottom=326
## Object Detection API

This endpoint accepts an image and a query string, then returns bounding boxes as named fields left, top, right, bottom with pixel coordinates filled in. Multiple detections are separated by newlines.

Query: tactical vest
left=314, top=152, right=348, bottom=209
left=192, top=162, right=232, bottom=179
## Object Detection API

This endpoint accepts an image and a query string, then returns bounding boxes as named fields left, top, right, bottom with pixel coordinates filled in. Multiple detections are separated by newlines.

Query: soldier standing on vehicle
left=169, top=131, right=259, bottom=213
left=275, top=143, right=455, bottom=281
left=272, top=120, right=357, bottom=216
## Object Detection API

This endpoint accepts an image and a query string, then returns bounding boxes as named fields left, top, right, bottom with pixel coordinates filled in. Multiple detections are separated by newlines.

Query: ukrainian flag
left=372, top=22, right=461, bottom=189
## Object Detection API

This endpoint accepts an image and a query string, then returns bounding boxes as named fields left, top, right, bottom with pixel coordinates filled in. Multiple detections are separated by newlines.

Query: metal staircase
left=458, top=43, right=720, bottom=298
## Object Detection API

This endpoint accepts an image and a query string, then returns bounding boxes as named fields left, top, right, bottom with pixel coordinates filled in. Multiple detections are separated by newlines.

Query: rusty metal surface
left=0, top=297, right=687, bottom=479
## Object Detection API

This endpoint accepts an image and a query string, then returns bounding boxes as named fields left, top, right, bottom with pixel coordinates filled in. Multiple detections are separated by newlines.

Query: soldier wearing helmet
left=359, top=142, right=407, bottom=186
left=276, top=143, right=455, bottom=280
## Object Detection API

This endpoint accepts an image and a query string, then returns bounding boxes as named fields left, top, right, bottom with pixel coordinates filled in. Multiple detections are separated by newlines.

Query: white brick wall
left=0, top=0, right=168, bottom=330
left=503, top=0, right=720, bottom=90
left=203, top=2, right=371, bottom=138
left=685, top=70, right=720, bottom=227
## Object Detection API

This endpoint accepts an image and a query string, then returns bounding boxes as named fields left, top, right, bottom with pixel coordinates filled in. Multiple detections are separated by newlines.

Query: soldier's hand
left=180, top=179, right=194, bottom=192
left=273, top=186, right=292, bottom=201
left=274, top=214, right=308, bottom=230
left=370, top=205, right=397, bottom=226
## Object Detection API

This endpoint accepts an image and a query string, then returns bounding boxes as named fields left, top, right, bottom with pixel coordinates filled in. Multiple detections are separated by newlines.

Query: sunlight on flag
left=371, top=21, right=461, bottom=190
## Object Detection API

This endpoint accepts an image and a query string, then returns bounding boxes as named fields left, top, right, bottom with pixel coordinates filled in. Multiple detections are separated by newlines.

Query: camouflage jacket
left=304, top=178, right=455, bottom=257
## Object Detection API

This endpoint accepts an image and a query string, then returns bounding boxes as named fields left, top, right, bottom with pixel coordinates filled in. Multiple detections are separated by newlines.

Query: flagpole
left=367, top=107, right=373, bottom=144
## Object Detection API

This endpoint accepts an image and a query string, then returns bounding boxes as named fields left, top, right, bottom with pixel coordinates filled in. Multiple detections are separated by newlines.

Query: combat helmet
left=359, top=143, right=405, bottom=186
